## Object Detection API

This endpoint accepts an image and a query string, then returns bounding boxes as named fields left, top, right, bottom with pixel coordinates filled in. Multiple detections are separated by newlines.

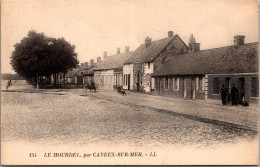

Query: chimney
left=145, top=36, right=152, bottom=48
left=193, top=43, right=200, bottom=52
left=117, top=48, right=120, bottom=54
left=188, top=34, right=200, bottom=52
left=125, top=46, right=130, bottom=53
left=90, top=59, right=94, bottom=66
left=85, top=62, right=89, bottom=66
left=168, top=31, right=173, bottom=37
left=103, top=52, right=107, bottom=59
left=97, top=57, right=101, bottom=63
left=234, top=35, right=245, bottom=45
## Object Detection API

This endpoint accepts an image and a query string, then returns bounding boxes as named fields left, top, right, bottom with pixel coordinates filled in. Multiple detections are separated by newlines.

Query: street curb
left=83, top=93, right=259, bottom=133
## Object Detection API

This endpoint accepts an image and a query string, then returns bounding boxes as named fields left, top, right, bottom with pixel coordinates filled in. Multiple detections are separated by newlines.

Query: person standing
left=231, top=84, right=238, bottom=105
left=220, top=84, right=228, bottom=105
left=6, top=80, right=10, bottom=90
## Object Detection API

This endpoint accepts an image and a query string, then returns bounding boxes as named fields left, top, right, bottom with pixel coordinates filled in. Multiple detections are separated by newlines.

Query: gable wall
left=154, top=36, right=188, bottom=72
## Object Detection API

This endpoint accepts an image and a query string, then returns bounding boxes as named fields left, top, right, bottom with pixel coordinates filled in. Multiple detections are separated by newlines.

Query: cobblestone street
left=1, top=87, right=258, bottom=148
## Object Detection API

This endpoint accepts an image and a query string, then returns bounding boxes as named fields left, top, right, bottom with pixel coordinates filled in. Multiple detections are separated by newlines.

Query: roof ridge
left=162, top=42, right=259, bottom=59
left=151, top=35, right=176, bottom=43
left=107, top=51, right=134, bottom=58
left=153, top=42, right=258, bottom=76
left=123, top=35, right=178, bottom=64
left=197, top=42, right=259, bottom=53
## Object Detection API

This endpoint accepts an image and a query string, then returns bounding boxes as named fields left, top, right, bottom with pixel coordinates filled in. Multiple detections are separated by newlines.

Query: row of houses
left=66, top=59, right=96, bottom=85
left=67, top=31, right=259, bottom=103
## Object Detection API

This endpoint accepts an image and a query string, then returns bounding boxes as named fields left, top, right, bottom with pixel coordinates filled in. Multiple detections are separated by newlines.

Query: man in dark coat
left=220, top=84, right=228, bottom=105
left=231, top=84, right=238, bottom=105
left=90, top=80, right=96, bottom=92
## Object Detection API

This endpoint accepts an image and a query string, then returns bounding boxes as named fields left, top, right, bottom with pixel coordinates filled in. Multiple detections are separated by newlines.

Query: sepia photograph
left=1, top=0, right=259, bottom=165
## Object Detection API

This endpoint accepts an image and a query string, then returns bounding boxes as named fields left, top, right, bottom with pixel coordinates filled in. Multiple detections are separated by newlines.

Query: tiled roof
left=66, top=65, right=85, bottom=77
left=153, top=42, right=259, bottom=76
left=66, top=70, right=76, bottom=78
left=93, top=52, right=133, bottom=71
left=83, top=66, right=94, bottom=75
left=124, top=35, right=182, bottom=64
left=74, top=65, right=87, bottom=76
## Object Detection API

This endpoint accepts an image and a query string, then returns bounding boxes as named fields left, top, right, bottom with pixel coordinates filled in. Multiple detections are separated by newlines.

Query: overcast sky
left=1, top=0, right=258, bottom=73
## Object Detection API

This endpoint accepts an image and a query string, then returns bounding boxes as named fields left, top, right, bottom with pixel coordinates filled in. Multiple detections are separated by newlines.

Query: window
left=126, top=75, right=128, bottom=86
left=125, top=74, right=127, bottom=86
left=161, top=78, right=164, bottom=88
left=123, top=75, right=126, bottom=85
left=173, top=77, right=179, bottom=90
left=213, top=77, right=219, bottom=94
left=173, top=78, right=175, bottom=89
left=225, top=77, right=231, bottom=93
left=155, top=78, right=158, bottom=90
left=134, top=73, right=137, bottom=84
left=148, top=62, right=150, bottom=69
left=165, top=77, right=168, bottom=89
left=140, top=74, right=143, bottom=85
left=126, top=75, right=127, bottom=86
left=146, top=74, right=151, bottom=86
left=199, top=77, right=203, bottom=91
left=251, top=77, right=259, bottom=97
left=196, top=77, right=203, bottom=91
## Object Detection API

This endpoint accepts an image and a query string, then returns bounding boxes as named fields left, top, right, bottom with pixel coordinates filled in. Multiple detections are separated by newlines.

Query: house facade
left=82, top=61, right=95, bottom=85
left=152, top=35, right=259, bottom=103
left=65, top=62, right=90, bottom=85
left=94, top=48, right=132, bottom=90
left=123, top=31, right=188, bottom=92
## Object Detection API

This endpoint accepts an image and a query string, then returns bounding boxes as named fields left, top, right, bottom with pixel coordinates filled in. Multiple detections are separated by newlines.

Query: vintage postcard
left=1, top=0, right=259, bottom=165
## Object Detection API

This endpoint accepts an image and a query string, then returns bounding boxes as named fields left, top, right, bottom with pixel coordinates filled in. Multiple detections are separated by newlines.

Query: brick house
left=93, top=48, right=132, bottom=90
left=152, top=35, right=259, bottom=103
left=122, top=31, right=188, bottom=92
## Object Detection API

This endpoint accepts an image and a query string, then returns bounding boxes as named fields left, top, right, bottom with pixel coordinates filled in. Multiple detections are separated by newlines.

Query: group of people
left=220, top=84, right=242, bottom=106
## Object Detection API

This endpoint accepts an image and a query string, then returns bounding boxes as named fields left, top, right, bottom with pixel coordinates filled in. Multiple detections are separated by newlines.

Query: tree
left=10, top=30, right=79, bottom=88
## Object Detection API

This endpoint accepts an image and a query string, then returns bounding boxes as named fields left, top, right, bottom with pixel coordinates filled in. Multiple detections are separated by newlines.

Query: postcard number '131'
left=29, top=153, right=37, bottom=157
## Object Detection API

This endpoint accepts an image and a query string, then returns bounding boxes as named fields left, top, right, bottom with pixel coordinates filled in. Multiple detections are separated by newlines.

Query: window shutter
left=173, top=77, right=175, bottom=90
left=177, top=77, right=180, bottom=91
left=202, top=77, right=205, bottom=91
left=196, top=77, right=199, bottom=90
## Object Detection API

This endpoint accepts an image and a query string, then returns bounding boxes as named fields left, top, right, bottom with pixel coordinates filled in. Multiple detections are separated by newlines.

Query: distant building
left=66, top=70, right=76, bottom=84
left=83, top=62, right=94, bottom=84
left=66, top=63, right=89, bottom=85
left=93, top=48, right=132, bottom=90
left=153, top=35, right=259, bottom=103
left=123, top=31, right=188, bottom=92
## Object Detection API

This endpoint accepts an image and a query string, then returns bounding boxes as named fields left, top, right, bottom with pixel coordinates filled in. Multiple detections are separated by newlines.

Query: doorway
left=136, top=72, right=140, bottom=92
left=127, top=74, right=130, bottom=90
left=238, top=78, right=245, bottom=103
left=225, top=78, right=231, bottom=102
